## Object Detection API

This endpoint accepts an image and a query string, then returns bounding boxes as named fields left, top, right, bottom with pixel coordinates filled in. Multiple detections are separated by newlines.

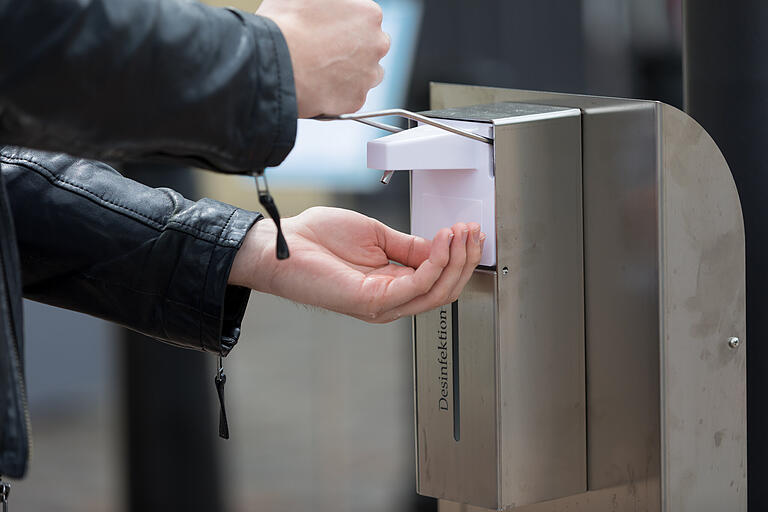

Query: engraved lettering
left=437, top=308, right=449, bottom=412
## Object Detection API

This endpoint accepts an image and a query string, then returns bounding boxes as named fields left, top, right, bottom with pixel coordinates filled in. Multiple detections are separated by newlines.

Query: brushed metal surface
left=413, top=103, right=585, bottom=510
left=421, top=102, right=572, bottom=122
left=432, top=84, right=659, bottom=496
left=659, top=104, right=747, bottom=511
left=431, top=85, right=662, bottom=505
left=493, top=112, right=586, bottom=507
left=427, top=84, right=746, bottom=512
left=437, top=481, right=659, bottom=512
left=577, top=102, right=661, bottom=492
left=414, top=271, right=498, bottom=507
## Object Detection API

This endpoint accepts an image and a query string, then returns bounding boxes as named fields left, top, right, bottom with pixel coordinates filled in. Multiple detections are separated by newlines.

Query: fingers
left=376, top=221, right=432, bottom=268
left=381, top=32, right=391, bottom=57
left=362, top=223, right=485, bottom=324
left=448, top=222, right=484, bottom=300
left=372, top=64, right=385, bottom=88
left=370, top=224, right=473, bottom=321
left=387, top=223, right=469, bottom=317
left=369, top=0, right=384, bottom=26
left=359, top=228, right=453, bottom=316
left=372, top=32, right=389, bottom=87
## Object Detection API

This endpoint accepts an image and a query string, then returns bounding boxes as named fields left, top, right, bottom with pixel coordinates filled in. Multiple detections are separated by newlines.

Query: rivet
left=727, top=337, right=741, bottom=349
left=502, top=266, right=509, bottom=276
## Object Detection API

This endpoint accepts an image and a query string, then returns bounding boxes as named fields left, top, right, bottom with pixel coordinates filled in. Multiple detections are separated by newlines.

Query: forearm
left=0, top=0, right=296, bottom=172
left=0, top=147, right=259, bottom=353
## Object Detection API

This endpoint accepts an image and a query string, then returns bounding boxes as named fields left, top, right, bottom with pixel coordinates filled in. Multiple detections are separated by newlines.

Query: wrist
left=228, top=218, right=277, bottom=291
left=266, top=19, right=310, bottom=118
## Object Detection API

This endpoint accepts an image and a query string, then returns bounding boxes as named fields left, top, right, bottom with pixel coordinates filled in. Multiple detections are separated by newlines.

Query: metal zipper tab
left=252, top=170, right=289, bottom=260
left=214, top=355, right=229, bottom=440
left=1, top=476, right=10, bottom=512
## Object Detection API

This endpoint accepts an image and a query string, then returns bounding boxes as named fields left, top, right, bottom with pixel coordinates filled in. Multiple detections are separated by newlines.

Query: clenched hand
left=257, top=0, right=390, bottom=117
left=229, top=207, right=485, bottom=322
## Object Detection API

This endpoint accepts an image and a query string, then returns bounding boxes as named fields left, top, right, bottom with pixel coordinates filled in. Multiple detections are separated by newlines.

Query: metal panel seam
left=579, top=108, right=590, bottom=492
left=493, top=124, right=503, bottom=508
left=655, top=102, right=668, bottom=512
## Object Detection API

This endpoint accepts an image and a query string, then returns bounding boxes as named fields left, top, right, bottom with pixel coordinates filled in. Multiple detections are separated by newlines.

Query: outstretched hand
left=229, top=207, right=485, bottom=323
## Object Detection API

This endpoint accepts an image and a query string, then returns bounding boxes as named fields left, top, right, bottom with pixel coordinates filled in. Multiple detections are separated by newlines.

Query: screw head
left=727, top=337, right=741, bottom=349
left=502, top=266, right=509, bottom=276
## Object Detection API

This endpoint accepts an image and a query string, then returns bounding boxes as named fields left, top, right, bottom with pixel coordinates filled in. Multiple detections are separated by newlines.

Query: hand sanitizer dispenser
left=367, top=103, right=587, bottom=509
left=350, top=84, right=746, bottom=512
left=368, top=120, right=496, bottom=266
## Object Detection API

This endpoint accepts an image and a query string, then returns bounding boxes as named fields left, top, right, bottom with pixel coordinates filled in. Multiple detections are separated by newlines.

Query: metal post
left=683, top=1, right=768, bottom=508
left=120, top=163, right=222, bottom=511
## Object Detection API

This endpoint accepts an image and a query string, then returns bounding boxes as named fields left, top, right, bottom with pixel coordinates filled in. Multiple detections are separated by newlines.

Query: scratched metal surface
left=428, top=83, right=746, bottom=512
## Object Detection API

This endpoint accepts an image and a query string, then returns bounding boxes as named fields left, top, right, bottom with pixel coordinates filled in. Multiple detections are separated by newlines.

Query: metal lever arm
left=316, top=109, right=494, bottom=144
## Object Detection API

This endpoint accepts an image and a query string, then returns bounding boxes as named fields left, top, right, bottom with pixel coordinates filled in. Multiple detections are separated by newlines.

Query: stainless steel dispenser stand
left=390, top=84, right=745, bottom=512
left=407, top=103, right=586, bottom=510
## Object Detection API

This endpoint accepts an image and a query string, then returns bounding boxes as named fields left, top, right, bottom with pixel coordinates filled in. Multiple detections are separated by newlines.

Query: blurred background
left=11, top=0, right=684, bottom=510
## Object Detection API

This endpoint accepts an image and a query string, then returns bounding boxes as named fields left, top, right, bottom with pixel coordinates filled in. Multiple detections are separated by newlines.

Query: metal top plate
left=421, top=102, right=574, bottom=123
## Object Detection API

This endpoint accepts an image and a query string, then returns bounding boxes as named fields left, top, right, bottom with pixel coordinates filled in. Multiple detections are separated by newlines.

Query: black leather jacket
left=0, top=0, right=297, bottom=479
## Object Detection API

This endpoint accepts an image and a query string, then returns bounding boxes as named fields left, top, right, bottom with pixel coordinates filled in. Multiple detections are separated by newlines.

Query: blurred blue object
left=258, top=0, right=424, bottom=191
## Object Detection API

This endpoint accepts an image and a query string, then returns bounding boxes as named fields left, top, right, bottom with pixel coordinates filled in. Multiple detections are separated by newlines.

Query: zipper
left=6, top=321, right=32, bottom=472
left=252, top=170, right=289, bottom=260
left=0, top=170, right=31, bottom=505
left=214, top=355, right=229, bottom=439
left=0, top=476, right=9, bottom=511
left=0, top=249, right=32, bottom=477
left=212, top=169, right=289, bottom=440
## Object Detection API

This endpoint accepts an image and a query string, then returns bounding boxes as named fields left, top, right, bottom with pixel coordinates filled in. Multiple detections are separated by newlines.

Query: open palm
left=230, top=207, right=484, bottom=323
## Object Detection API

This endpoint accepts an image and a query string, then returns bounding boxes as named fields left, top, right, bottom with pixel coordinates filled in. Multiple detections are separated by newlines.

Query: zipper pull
left=1, top=476, right=9, bottom=512
left=253, top=170, right=289, bottom=260
left=214, top=355, right=230, bottom=440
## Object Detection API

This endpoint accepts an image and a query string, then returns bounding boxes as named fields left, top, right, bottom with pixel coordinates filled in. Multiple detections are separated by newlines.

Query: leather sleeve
left=0, top=0, right=296, bottom=173
left=0, top=147, right=260, bottom=354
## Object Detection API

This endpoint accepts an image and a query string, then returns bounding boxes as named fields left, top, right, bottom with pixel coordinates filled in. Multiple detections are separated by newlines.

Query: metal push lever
left=316, top=109, right=493, bottom=184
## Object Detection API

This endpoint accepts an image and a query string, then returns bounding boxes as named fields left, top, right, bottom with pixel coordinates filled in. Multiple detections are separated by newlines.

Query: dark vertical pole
left=683, top=1, right=768, bottom=508
left=121, top=163, right=222, bottom=511
left=406, top=0, right=585, bottom=111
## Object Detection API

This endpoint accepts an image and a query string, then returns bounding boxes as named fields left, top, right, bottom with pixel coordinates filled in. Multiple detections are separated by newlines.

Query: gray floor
left=226, top=292, right=415, bottom=512
left=10, top=291, right=417, bottom=511
left=11, top=301, right=120, bottom=510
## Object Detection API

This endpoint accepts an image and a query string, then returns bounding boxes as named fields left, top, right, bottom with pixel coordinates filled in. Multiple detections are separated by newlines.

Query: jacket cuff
left=236, top=10, right=298, bottom=168
left=202, top=207, right=261, bottom=354
left=164, top=205, right=261, bottom=354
